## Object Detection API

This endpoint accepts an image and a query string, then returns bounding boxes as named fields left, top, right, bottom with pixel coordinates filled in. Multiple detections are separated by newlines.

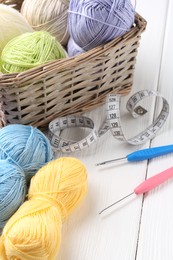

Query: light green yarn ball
left=0, top=31, right=66, bottom=73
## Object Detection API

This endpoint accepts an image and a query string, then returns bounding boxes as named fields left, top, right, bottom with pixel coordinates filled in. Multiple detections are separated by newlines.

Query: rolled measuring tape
left=48, top=90, right=169, bottom=153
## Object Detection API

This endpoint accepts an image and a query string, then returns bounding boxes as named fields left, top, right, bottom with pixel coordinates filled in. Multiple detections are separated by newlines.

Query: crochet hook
left=99, top=166, right=173, bottom=215
left=96, top=144, right=173, bottom=166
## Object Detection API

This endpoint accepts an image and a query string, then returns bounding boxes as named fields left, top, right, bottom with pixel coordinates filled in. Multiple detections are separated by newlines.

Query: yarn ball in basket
left=0, top=31, right=66, bottom=73
left=68, top=0, right=135, bottom=56
left=0, top=157, right=88, bottom=259
left=67, top=37, right=85, bottom=57
left=0, top=3, right=33, bottom=54
left=21, top=0, right=70, bottom=46
left=0, top=124, right=53, bottom=228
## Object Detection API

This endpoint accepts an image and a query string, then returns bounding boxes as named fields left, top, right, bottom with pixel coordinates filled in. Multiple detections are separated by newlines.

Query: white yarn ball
left=0, top=4, right=33, bottom=54
left=21, top=0, right=69, bottom=46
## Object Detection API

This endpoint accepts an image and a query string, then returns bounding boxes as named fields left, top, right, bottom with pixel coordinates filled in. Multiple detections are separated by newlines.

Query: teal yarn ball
left=0, top=160, right=26, bottom=228
left=0, top=31, right=66, bottom=73
left=0, top=124, right=53, bottom=228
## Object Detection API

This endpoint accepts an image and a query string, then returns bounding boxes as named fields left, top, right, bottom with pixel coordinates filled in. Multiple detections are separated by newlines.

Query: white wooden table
left=57, top=0, right=173, bottom=259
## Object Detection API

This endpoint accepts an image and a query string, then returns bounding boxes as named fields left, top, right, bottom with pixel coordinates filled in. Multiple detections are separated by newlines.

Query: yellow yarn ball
left=21, top=0, right=69, bottom=46
left=0, top=4, right=33, bottom=54
left=0, top=157, right=88, bottom=259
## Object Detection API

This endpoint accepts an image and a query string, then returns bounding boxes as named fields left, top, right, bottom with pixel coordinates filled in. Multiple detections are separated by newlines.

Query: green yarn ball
left=0, top=31, right=66, bottom=73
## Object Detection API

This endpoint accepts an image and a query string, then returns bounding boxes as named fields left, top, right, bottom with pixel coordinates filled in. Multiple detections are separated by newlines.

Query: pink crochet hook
left=99, top=166, right=173, bottom=215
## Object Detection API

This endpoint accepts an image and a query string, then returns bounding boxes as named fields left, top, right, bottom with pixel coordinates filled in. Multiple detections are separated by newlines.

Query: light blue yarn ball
left=0, top=124, right=53, bottom=182
left=0, top=124, right=53, bottom=228
left=0, top=160, right=26, bottom=228
left=68, top=0, right=135, bottom=56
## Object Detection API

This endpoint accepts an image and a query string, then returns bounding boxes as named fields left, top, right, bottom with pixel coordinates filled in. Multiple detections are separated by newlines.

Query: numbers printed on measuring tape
left=48, top=116, right=98, bottom=153
left=48, top=90, right=169, bottom=153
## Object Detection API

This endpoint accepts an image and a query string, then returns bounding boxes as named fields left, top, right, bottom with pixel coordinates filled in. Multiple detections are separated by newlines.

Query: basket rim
left=0, top=12, right=147, bottom=83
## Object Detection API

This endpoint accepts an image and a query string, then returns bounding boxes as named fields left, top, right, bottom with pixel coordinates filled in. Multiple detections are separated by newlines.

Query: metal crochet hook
left=96, top=144, right=173, bottom=166
left=99, top=166, right=173, bottom=215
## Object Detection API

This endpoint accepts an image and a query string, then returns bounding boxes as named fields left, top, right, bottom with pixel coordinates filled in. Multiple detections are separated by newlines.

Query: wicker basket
left=0, top=4, right=147, bottom=128
left=0, top=0, right=24, bottom=9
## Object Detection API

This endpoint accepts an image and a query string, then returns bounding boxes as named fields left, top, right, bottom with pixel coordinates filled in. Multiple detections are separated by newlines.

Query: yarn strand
left=68, top=10, right=129, bottom=30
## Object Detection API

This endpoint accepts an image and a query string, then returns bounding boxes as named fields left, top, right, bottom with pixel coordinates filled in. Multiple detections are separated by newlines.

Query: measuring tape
left=48, top=90, right=169, bottom=153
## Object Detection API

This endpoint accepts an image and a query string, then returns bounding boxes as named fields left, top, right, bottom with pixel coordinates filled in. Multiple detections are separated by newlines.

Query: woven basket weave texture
left=0, top=3, right=147, bottom=128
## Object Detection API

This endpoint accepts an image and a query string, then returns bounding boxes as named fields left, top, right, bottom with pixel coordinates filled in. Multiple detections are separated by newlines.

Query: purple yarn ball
left=67, top=37, right=84, bottom=57
left=68, top=0, right=135, bottom=55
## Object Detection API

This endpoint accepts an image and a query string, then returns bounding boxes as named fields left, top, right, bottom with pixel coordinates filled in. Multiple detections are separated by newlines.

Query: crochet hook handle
left=128, top=144, right=173, bottom=162
left=99, top=166, right=173, bottom=215
left=134, top=166, right=173, bottom=195
left=96, top=144, right=173, bottom=165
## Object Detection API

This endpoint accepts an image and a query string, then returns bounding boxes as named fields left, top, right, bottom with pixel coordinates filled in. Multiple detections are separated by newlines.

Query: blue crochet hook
left=96, top=144, right=173, bottom=166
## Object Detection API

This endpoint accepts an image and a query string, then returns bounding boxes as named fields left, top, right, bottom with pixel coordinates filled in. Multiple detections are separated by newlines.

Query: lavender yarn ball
left=68, top=0, right=135, bottom=56
left=67, top=37, right=84, bottom=57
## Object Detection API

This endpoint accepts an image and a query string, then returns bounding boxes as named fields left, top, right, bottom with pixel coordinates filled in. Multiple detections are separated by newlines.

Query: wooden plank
left=56, top=0, right=169, bottom=259
left=136, top=0, right=173, bottom=259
